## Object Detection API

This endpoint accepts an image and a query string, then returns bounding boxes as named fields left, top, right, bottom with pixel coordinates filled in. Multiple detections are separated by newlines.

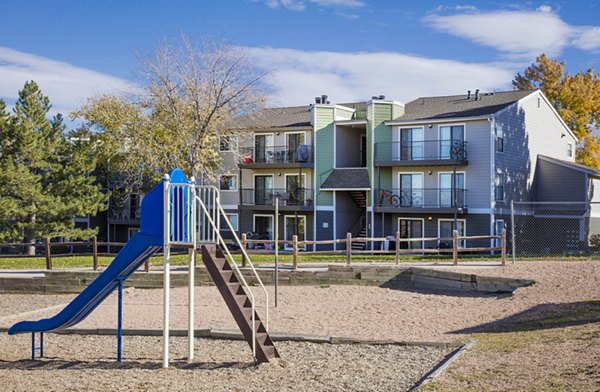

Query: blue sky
left=1, top=0, right=599, bottom=114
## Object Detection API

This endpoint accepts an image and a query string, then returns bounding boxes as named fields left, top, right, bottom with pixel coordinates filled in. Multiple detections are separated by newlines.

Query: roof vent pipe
left=475, top=89, right=480, bottom=100
left=315, top=96, right=322, bottom=104
left=378, top=95, right=386, bottom=100
left=467, top=90, right=471, bottom=99
left=321, top=95, right=328, bottom=104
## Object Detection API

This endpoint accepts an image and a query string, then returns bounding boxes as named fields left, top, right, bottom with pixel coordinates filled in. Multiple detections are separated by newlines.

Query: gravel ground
left=3, top=261, right=598, bottom=342
left=0, top=334, right=450, bottom=391
left=1, top=260, right=599, bottom=391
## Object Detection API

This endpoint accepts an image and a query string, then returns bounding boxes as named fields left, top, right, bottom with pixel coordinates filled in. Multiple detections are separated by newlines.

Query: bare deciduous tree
left=74, top=35, right=266, bottom=188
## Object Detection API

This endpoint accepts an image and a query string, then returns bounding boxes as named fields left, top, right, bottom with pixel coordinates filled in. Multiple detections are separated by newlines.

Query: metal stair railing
left=193, top=186, right=269, bottom=359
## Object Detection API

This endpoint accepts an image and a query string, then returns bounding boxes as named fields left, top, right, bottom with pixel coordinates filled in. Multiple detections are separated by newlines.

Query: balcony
left=374, top=188, right=467, bottom=214
left=374, top=140, right=468, bottom=167
left=108, top=204, right=140, bottom=223
left=239, top=145, right=314, bottom=169
left=240, top=188, right=314, bottom=211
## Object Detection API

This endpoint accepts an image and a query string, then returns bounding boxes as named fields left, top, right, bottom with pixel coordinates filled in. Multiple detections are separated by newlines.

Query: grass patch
left=418, top=300, right=600, bottom=391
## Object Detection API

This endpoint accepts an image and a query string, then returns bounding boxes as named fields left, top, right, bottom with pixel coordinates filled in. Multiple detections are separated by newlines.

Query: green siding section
left=315, top=106, right=335, bottom=206
left=336, top=107, right=353, bottom=120
left=369, top=103, right=394, bottom=205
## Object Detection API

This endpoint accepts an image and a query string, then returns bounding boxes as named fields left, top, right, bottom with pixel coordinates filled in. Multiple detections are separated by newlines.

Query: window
left=398, top=173, right=423, bottom=207
left=220, top=213, right=238, bottom=231
left=439, top=125, right=464, bottom=159
left=219, top=175, right=237, bottom=191
left=567, top=143, right=573, bottom=158
left=253, top=215, right=273, bottom=240
left=399, top=127, right=424, bottom=160
left=438, top=219, right=466, bottom=248
left=285, top=174, right=306, bottom=205
left=219, top=135, right=233, bottom=152
left=439, top=172, right=465, bottom=207
left=496, top=126, right=504, bottom=152
left=495, top=173, right=505, bottom=201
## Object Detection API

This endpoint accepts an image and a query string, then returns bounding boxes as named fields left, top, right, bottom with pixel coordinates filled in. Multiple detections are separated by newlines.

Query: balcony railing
left=240, top=145, right=313, bottom=165
left=374, top=140, right=467, bottom=163
left=241, top=188, right=314, bottom=207
left=376, top=188, right=467, bottom=209
left=108, top=204, right=140, bottom=221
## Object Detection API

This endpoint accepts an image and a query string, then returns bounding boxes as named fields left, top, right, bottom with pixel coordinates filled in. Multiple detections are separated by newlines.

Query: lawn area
left=0, top=252, right=512, bottom=269
left=418, top=300, right=600, bottom=391
left=2, top=252, right=600, bottom=270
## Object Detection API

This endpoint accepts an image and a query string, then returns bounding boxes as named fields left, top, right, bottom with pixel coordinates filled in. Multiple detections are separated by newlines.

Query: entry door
left=285, top=216, right=306, bottom=250
left=439, top=173, right=465, bottom=207
left=254, top=175, right=273, bottom=205
left=360, top=134, right=367, bottom=167
left=287, top=133, right=305, bottom=162
left=255, top=134, right=274, bottom=163
left=398, top=219, right=423, bottom=250
left=254, top=215, right=273, bottom=240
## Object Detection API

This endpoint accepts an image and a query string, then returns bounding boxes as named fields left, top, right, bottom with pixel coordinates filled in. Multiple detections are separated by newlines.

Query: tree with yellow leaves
left=513, top=54, right=600, bottom=168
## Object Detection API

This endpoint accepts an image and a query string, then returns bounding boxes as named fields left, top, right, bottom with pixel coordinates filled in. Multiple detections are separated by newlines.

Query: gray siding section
left=315, top=210, right=334, bottom=250
left=390, top=119, right=492, bottom=209
left=494, top=92, right=577, bottom=212
left=534, top=159, right=587, bottom=202
left=372, top=213, right=491, bottom=248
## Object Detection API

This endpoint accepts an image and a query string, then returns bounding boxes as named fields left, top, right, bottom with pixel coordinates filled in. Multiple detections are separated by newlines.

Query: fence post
left=241, top=233, right=248, bottom=268
left=511, top=200, right=516, bottom=264
left=501, top=228, right=507, bottom=266
left=292, top=235, right=299, bottom=271
left=395, top=231, right=400, bottom=265
left=452, top=230, right=458, bottom=266
left=346, top=232, right=352, bottom=266
left=44, top=237, right=52, bottom=270
left=144, top=259, right=150, bottom=273
left=93, top=236, right=99, bottom=271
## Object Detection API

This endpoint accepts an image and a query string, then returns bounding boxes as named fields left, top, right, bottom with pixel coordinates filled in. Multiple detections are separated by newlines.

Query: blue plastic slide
left=8, top=233, right=162, bottom=334
left=7, top=169, right=190, bottom=335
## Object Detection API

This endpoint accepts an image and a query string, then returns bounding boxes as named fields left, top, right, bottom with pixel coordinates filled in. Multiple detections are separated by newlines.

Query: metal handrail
left=194, top=188, right=270, bottom=359
left=374, top=139, right=468, bottom=162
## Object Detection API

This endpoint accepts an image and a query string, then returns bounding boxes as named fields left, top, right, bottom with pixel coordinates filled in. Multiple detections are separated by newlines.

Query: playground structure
left=8, top=169, right=278, bottom=367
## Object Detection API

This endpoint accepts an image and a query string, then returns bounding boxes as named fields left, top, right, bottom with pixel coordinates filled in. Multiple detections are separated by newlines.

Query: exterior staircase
left=200, top=245, right=279, bottom=364
left=348, top=191, right=366, bottom=208
left=352, top=226, right=368, bottom=250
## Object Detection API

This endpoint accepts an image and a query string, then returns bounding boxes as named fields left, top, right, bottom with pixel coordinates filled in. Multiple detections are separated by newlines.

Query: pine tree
left=0, top=81, right=107, bottom=254
left=513, top=54, right=600, bottom=168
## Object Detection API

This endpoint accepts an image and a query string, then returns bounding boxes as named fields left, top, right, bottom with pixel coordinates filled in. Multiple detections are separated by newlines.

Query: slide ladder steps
left=200, top=245, right=279, bottom=363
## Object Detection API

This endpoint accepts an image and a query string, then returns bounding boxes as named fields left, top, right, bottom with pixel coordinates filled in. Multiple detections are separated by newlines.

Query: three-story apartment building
left=218, top=89, right=578, bottom=251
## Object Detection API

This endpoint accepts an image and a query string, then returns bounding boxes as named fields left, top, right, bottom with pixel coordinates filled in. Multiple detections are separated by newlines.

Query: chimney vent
left=475, top=89, right=480, bottom=100
left=467, top=90, right=471, bottom=99
left=315, top=96, right=322, bottom=104
left=378, top=95, right=386, bottom=100
left=321, top=95, right=328, bottom=104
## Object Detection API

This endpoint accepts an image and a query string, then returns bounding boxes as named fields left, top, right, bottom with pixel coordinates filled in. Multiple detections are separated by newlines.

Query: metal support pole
left=117, top=276, right=124, bottom=362
left=274, top=193, right=279, bottom=307
left=163, top=175, right=171, bottom=369
left=31, top=333, right=35, bottom=360
left=40, top=332, right=44, bottom=358
left=511, top=200, right=516, bottom=264
left=188, top=247, right=195, bottom=361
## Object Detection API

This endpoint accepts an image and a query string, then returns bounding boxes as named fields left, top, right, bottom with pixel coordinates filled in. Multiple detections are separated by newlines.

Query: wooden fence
left=0, top=229, right=507, bottom=272
left=241, top=228, right=507, bottom=271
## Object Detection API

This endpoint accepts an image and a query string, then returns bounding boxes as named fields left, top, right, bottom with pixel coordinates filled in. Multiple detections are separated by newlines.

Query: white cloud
left=264, top=0, right=364, bottom=12
left=246, top=47, right=516, bottom=106
left=573, top=26, right=600, bottom=51
left=0, top=47, right=136, bottom=116
left=424, top=7, right=600, bottom=59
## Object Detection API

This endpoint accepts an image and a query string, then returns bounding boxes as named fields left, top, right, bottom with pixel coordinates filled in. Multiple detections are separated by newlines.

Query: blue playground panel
left=8, top=169, right=192, bottom=343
